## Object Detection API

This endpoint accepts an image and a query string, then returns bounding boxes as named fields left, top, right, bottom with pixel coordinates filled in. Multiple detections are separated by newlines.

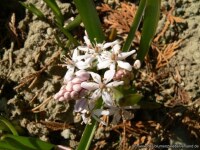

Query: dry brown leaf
left=99, top=2, right=137, bottom=34
left=155, top=39, right=182, bottom=69
left=40, top=120, right=71, bottom=131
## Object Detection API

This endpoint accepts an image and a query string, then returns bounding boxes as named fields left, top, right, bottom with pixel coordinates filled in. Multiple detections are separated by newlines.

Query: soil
left=0, top=0, right=200, bottom=150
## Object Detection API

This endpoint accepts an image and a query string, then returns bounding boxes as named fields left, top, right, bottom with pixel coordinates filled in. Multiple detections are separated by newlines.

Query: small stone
left=61, top=129, right=71, bottom=139
left=47, top=28, right=52, bottom=36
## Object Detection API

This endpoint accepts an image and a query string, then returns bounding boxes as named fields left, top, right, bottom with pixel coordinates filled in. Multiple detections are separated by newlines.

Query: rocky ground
left=0, top=0, right=200, bottom=149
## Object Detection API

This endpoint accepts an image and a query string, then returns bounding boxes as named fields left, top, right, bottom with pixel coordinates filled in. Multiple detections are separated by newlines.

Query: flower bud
left=71, top=77, right=82, bottom=84
left=54, top=71, right=90, bottom=101
left=114, top=69, right=133, bottom=81
left=73, top=84, right=82, bottom=92
left=70, top=91, right=79, bottom=99
left=64, top=92, right=71, bottom=100
left=75, top=70, right=90, bottom=80
left=133, top=59, right=141, bottom=69
left=65, top=81, right=73, bottom=92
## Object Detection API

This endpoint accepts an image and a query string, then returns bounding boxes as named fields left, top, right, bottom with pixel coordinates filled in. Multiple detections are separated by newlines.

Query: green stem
left=77, top=99, right=103, bottom=150
left=56, top=23, right=79, bottom=46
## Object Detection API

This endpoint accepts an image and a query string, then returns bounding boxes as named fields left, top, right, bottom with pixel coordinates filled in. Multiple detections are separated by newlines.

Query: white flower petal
left=102, top=91, right=114, bottom=106
left=110, top=63, right=116, bottom=70
left=112, top=44, right=121, bottom=54
left=117, top=60, right=132, bottom=71
left=97, top=60, right=112, bottom=70
left=93, top=109, right=110, bottom=117
left=100, top=51, right=111, bottom=59
left=118, top=50, right=136, bottom=60
left=106, top=81, right=124, bottom=88
left=72, top=48, right=79, bottom=61
left=89, top=72, right=101, bottom=83
left=76, top=61, right=90, bottom=70
left=64, top=67, right=74, bottom=83
left=85, top=57, right=95, bottom=65
left=81, top=82, right=99, bottom=90
left=91, top=89, right=101, bottom=100
left=84, top=35, right=91, bottom=47
left=103, top=40, right=119, bottom=49
left=103, top=69, right=115, bottom=84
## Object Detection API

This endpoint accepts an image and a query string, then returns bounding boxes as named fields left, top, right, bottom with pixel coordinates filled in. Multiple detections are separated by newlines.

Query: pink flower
left=54, top=70, right=90, bottom=101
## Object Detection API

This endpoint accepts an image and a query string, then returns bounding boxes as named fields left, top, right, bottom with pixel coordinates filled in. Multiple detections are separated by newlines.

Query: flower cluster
left=54, top=70, right=90, bottom=101
left=54, top=33, right=140, bottom=124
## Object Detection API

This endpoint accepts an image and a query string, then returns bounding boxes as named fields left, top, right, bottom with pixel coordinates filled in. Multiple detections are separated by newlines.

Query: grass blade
left=137, top=0, right=161, bottom=61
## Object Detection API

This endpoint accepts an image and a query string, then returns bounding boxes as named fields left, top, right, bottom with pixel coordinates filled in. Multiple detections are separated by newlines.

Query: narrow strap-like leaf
left=122, top=0, right=147, bottom=52
left=137, top=0, right=161, bottom=61
left=73, top=0, right=105, bottom=43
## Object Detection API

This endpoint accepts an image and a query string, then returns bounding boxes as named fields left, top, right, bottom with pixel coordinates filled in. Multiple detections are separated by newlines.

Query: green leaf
left=43, top=0, right=64, bottom=26
left=0, top=120, right=11, bottom=132
left=64, top=14, right=82, bottom=31
left=112, top=88, right=124, bottom=103
left=122, top=0, right=147, bottom=52
left=0, top=116, right=18, bottom=136
left=0, top=134, right=55, bottom=150
left=118, top=93, right=143, bottom=107
left=137, top=0, right=161, bottom=61
left=73, top=0, right=105, bottom=43
left=19, top=2, right=45, bottom=20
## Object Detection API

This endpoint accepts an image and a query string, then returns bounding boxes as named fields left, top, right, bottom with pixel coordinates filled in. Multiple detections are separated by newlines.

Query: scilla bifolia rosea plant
left=54, top=0, right=161, bottom=149
left=16, top=0, right=160, bottom=150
